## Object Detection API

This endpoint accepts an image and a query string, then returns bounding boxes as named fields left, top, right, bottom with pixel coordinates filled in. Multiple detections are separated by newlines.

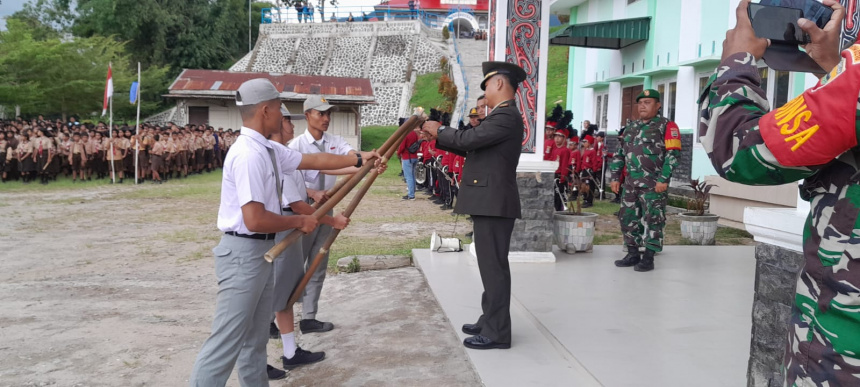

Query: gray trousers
left=300, top=210, right=333, bottom=320
left=273, top=218, right=304, bottom=314
left=189, top=235, right=274, bottom=387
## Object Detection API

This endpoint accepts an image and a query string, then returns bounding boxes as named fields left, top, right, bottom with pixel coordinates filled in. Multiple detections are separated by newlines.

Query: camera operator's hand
left=799, top=0, right=845, bottom=75
left=722, top=0, right=769, bottom=61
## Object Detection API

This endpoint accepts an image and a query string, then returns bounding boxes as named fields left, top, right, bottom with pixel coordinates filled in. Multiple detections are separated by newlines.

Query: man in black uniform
left=422, top=61, right=526, bottom=350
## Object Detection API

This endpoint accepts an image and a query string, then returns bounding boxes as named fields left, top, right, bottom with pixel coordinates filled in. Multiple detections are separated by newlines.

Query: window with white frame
left=653, top=78, right=678, bottom=122
left=594, top=92, right=609, bottom=132
left=692, top=67, right=791, bottom=143
left=757, top=64, right=792, bottom=109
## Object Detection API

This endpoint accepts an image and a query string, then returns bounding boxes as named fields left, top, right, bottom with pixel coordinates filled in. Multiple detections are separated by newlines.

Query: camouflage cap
left=636, top=89, right=661, bottom=102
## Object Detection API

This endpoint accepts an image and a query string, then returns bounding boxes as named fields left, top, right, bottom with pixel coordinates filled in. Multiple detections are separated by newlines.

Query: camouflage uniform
left=699, top=49, right=860, bottom=386
left=610, top=114, right=681, bottom=253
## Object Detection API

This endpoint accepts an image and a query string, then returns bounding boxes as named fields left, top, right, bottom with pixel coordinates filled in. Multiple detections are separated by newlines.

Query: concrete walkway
left=414, top=245, right=756, bottom=387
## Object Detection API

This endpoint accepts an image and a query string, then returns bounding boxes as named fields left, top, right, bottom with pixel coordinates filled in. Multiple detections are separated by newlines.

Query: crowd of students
left=0, top=117, right=235, bottom=185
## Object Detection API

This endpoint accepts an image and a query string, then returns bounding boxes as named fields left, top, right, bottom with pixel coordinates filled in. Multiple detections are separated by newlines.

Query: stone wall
left=510, top=171, right=554, bottom=253
left=747, top=243, right=803, bottom=387
left=238, top=21, right=443, bottom=127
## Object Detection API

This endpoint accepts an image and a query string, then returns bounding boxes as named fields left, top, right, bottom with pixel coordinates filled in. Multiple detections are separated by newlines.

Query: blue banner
left=130, top=82, right=139, bottom=104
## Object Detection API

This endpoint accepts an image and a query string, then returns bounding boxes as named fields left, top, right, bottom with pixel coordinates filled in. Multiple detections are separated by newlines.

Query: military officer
left=702, top=1, right=860, bottom=383
left=609, top=89, right=681, bottom=272
left=422, top=61, right=526, bottom=350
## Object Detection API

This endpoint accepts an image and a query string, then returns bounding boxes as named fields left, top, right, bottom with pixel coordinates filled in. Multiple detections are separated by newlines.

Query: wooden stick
left=283, top=119, right=415, bottom=309
left=264, top=116, right=423, bottom=262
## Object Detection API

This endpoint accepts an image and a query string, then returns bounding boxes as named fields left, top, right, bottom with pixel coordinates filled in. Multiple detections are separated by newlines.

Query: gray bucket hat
left=235, top=78, right=280, bottom=106
left=280, top=104, right=305, bottom=120
left=303, top=95, right=339, bottom=112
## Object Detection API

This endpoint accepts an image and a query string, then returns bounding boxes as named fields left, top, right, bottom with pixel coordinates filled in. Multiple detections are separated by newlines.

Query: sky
left=0, top=0, right=28, bottom=30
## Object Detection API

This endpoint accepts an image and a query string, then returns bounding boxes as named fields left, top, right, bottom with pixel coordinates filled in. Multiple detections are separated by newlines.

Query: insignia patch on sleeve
left=759, top=46, right=860, bottom=167
left=664, top=122, right=682, bottom=150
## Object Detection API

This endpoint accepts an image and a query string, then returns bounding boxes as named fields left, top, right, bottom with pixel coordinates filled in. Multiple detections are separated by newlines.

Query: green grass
left=328, top=236, right=427, bottom=270
left=577, top=200, right=619, bottom=216
left=409, top=72, right=446, bottom=111
left=546, top=26, right=570, bottom=115
left=716, top=226, right=753, bottom=239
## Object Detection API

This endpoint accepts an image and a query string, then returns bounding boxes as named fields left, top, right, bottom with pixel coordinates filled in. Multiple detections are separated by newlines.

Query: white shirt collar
left=302, top=129, right=327, bottom=145
left=240, top=126, right=272, bottom=148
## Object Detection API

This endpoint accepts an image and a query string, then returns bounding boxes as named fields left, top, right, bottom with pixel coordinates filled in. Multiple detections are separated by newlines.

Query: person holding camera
left=700, top=0, right=860, bottom=383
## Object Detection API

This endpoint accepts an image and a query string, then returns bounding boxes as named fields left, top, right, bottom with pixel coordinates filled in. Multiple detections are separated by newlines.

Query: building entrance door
left=188, top=106, right=209, bottom=126
left=621, top=85, right=643, bottom=126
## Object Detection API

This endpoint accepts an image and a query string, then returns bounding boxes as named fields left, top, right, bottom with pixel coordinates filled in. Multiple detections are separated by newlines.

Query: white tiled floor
left=414, top=245, right=756, bottom=387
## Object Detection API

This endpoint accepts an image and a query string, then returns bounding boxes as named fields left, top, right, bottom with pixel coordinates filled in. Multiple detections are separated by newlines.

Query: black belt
left=282, top=207, right=292, bottom=212
left=225, top=231, right=276, bottom=240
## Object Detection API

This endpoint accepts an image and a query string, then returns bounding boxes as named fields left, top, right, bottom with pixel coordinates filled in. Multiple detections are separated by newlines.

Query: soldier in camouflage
left=609, top=89, right=682, bottom=272
left=701, top=0, right=860, bottom=384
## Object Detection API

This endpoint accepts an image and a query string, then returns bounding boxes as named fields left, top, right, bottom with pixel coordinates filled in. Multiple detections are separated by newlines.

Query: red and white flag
left=102, top=64, right=113, bottom=116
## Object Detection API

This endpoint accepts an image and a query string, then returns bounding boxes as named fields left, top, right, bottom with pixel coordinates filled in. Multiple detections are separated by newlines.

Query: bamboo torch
left=282, top=117, right=417, bottom=310
left=264, top=115, right=424, bottom=262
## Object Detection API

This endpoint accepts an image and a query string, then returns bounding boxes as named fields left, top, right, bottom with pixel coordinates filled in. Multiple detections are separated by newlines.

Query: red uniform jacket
left=397, top=131, right=419, bottom=160
left=549, top=145, right=571, bottom=182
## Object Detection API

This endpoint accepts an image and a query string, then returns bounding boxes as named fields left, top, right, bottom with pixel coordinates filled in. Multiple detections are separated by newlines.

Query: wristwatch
left=437, top=125, right=449, bottom=136
left=355, top=153, right=363, bottom=168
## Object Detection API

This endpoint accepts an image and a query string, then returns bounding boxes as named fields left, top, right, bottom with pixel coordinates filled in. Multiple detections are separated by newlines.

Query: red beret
left=583, top=135, right=594, bottom=143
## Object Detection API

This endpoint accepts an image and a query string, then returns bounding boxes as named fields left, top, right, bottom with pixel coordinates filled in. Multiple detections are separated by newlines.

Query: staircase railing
left=449, top=23, right=470, bottom=126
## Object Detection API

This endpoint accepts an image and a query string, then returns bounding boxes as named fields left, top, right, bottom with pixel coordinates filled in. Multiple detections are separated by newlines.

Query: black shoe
left=440, top=204, right=451, bottom=210
left=401, top=195, right=415, bottom=200
left=634, top=250, right=655, bottom=272
left=463, top=335, right=510, bottom=350
left=270, top=322, right=280, bottom=339
left=582, top=202, right=593, bottom=208
left=465, top=231, right=473, bottom=238
left=462, top=323, right=481, bottom=335
left=615, top=247, right=641, bottom=267
left=267, top=364, right=287, bottom=380
left=432, top=199, right=445, bottom=205
left=300, top=319, right=334, bottom=333
left=282, top=347, right=326, bottom=369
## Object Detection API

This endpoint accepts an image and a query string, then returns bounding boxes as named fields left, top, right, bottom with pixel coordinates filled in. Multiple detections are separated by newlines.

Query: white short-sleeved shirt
left=270, top=140, right=309, bottom=207
left=217, top=127, right=303, bottom=234
left=288, top=130, right=354, bottom=191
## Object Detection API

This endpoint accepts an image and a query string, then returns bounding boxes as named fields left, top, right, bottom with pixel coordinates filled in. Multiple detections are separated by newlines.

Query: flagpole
left=109, top=62, right=115, bottom=184
left=135, top=62, right=141, bottom=184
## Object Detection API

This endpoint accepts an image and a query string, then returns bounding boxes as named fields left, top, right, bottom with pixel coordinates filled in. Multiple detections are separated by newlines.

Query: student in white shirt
left=189, top=80, right=379, bottom=387
left=269, top=104, right=350, bottom=370
left=288, top=95, right=362, bottom=334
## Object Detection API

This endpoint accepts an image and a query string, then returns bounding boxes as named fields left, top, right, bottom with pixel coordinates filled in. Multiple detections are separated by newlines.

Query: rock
left=336, top=255, right=412, bottom=273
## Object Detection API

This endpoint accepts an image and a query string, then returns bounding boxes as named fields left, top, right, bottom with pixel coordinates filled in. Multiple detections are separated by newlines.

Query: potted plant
left=553, top=178, right=599, bottom=253
left=678, top=179, right=720, bottom=245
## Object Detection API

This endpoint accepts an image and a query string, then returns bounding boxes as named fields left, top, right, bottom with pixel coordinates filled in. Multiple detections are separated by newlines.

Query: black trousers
left=472, top=215, right=516, bottom=344
left=436, top=169, right=452, bottom=205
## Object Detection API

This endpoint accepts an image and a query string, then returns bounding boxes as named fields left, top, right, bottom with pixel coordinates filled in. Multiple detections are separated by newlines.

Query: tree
left=0, top=18, right=168, bottom=120
left=71, top=0, right=269, bottom=76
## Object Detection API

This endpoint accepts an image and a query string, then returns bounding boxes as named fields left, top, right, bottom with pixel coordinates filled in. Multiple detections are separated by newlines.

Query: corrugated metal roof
left=169, top=70, right=375, bottom=99
left=376, top=0, right=488, bottom=12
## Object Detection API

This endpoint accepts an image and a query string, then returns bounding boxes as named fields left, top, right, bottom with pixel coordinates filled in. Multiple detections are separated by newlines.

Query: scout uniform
left=189, top=79, right=304, bottom=386
left=71, top=138, right=87, bottom=174
left=699, top=47, right=860, bottom=386
left=610, top=89, right=681, bottom=270
left=435, top=61, right=527, bottom=349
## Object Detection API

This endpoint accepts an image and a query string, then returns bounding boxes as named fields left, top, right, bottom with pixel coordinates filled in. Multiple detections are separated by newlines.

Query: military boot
left=614, top=246, right=641, bottom=267
left=634, top=249, right=655, bottom=272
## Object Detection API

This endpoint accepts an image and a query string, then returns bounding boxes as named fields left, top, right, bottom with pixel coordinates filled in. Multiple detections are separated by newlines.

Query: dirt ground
left=0, top=175, right=479, bottom=387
